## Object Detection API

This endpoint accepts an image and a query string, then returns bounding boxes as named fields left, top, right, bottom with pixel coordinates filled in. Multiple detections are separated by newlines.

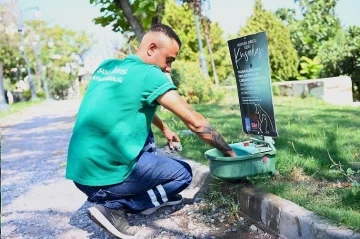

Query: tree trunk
left=115, top=0, right=145, bottom=42
left=0, top=62, right=9, bottom=111
left=32, top=46, right=42, bottom=89
left=204, top=33, right=219, bottom=86
left=151, top=3, right=165, bottom=26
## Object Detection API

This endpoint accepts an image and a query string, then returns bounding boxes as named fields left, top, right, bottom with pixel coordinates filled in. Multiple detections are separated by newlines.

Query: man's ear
left=147, top=43, right=157, bottom=56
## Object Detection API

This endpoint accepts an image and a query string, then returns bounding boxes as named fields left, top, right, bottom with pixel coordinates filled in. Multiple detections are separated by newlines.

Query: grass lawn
left=154, top=90, right=360, bottom=232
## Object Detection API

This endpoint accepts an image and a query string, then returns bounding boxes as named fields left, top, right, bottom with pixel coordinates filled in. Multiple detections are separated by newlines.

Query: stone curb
left=159, top=149, right=360, bottom=239
left=237, top=187, right=360, bottom=239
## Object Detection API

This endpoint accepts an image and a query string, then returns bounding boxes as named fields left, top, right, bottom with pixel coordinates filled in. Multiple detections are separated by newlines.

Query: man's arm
left=156, top=90, right=236, bottom=157
left=152, top=113, right=180, bottom=148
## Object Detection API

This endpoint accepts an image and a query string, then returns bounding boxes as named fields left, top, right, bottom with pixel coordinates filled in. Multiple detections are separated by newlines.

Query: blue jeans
left=74, top=130, right=193, bottom=213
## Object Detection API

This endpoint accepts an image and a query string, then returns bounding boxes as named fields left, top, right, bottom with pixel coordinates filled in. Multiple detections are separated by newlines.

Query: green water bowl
left=204, top=140, right=277, bottom=181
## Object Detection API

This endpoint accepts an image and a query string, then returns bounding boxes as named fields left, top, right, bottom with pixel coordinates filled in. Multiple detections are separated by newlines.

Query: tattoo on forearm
left=183, top=107, right=195, bottom=121
left=196, top=123, right=232, bottom=152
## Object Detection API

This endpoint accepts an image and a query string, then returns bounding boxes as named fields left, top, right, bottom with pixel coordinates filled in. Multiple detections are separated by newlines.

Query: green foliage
left=172, top=60, right=219, bottom=104
left=297, top=56, right=323, bottom=80
left=91, top=0, right=131, bottom=32
left=18, top=89, right=31, bottom=101
left=0, top=2, right=25, bottom=85
left=239, top=0, right=298, bottom=81
left=279, top=0, right=341, bottom=59
left=202, top=179, right=241, bottom=219
left=49, top=71, right=73, bottom=100
left=276, top=0, right=358, bottom=100
left=44, top=25, right=92, bottom=99
left=317, top=26, right=360, bottom=101
left=275, top=8, right=297, bottom=26
left=162, top=0, right=198, bottom=61
left=90, top=0, right=232, bottom=84
left=90, top=0, right=166, bottom=33
left=201, top=19, right=233, bottom=84
left=0, top=13, right=93, bottom=100
left=163, top=0, right=232, bottom=84
left=272, top=85, right=281, bottom=96
left=328, top=150, right=360, bottom=188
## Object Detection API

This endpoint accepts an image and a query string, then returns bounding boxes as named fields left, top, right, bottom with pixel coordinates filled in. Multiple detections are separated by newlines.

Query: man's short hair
left=150, top=24, right=182, bottom=49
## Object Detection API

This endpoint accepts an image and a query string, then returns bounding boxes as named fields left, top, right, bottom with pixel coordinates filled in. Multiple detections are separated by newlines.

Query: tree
left=201, top=18, right=232, bottom=85
left=239, top=0, right=298, bottom=81
left=91, top=0, right=232, bottom=84
left=201, top=17, right=219, bottom=86
left=318, top=26, right=360, bottom=101
left=90, top=0, right=167, bottom=41
left=89, top=0, right=210, bottom=41
left=276, top=0, right=341, bottom=59
left=275, top=8, right=296, bottom=26
left=0, top=11, right=93, bottom=101
left=162, top=0, right=232, bottom=84
left=162, top=0, right=199, bottom=61
left=37, top=24, right=93, bottom=99
left=0, top=0, right=23, bottom=105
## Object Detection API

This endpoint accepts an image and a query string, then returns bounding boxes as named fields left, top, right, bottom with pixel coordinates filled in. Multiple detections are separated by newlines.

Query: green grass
left=154, top=90, right=360, bottom=232
left=0, top=100, right=45, bottom=119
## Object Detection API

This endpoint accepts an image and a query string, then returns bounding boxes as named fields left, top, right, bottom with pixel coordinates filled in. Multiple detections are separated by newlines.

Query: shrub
left=36, top=89, right=46, bottom=99
left=296, top=56, right=323, bottom=80
left=318, top=26, right=360, bottom=101
left=172, top=60, right=218, bottom=104
left=49, top=71, right=73, bottom=100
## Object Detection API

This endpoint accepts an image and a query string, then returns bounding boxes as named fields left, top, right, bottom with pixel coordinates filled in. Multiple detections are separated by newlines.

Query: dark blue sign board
left=228, top=32, right=278, bottom=137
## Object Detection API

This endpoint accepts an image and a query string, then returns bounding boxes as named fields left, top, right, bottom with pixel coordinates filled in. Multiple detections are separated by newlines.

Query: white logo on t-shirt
left=92, top=67, right=128, bottom=83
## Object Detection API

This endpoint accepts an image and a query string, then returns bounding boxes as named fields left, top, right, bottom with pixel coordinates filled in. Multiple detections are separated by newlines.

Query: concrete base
left=272, top=76, right=354, bottom=105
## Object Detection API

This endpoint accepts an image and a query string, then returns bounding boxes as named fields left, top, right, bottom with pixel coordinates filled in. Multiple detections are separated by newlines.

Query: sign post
left=228, top=32, right=278, bottom=137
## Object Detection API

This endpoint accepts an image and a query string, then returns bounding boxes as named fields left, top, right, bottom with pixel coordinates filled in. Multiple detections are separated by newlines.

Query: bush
left=318, top=27, right=360, bottom=101
left=21, top=89, right=32, bottom=101
left=272, top=85, right=281, bottom=96
left=172, top=61, right=219, bottom=104
left=36, top=89, right=46, bottom=99
left=49, top=71, right=73, bottom=100
left=296, top=56, right=323, bottom=80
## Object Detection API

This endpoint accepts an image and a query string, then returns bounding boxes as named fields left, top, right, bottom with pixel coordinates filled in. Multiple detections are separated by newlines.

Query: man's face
left=152, top=37, right=179, bottom=73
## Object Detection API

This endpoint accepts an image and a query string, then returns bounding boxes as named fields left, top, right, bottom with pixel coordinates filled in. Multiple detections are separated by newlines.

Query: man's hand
left=163, top=129, right=182, bottom=154
left=163, top=128, right=181, bottom=149
left=151, top=114, right=182, bottom=151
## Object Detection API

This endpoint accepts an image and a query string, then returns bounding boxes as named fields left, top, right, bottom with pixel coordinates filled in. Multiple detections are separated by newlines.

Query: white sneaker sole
left=140, top=198, right=183, bottom=215
left=87, top=207, right=138, bottom=239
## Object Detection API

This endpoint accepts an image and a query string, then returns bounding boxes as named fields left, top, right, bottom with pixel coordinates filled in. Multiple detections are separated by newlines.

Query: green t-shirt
left=66, top=55, right=176, bottom=186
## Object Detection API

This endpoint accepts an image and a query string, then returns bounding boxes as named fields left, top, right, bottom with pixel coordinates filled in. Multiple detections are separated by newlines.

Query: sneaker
left=141, top=194, right=183, bottom=215
left=87, top=205, right=139, bottom=239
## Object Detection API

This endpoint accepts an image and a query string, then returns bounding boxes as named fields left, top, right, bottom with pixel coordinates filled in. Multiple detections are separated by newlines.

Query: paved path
left=1, top=100, right=91, bottom=238
left=1, top=100, right=275, bottom=239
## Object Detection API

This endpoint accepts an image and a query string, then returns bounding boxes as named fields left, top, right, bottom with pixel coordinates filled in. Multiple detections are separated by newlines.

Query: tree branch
left=115, top=0, right=145, bottom=41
